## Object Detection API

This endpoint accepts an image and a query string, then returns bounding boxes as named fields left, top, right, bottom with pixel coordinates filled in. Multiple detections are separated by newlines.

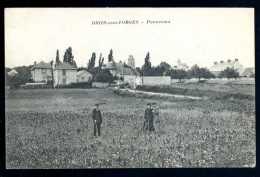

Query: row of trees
left=139, top=52, right=241, bottom=82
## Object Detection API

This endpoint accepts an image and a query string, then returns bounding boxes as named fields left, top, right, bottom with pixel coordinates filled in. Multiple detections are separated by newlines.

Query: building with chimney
left=53, top=62, right=77, bottom=87
left=209, top=59, right=243, bottom=76
left=30, top=61, right=53, bottom=82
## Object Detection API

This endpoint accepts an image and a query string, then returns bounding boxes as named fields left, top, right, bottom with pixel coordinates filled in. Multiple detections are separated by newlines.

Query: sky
left=5, top=8, right=254, bottom=68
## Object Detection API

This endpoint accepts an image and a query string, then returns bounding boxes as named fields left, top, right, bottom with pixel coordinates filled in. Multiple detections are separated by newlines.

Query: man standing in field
left=92, top=104, right=102, bottom=136
left=143, top=103, right=155, bottom=133
left=152, top=103, right=160, bottom=134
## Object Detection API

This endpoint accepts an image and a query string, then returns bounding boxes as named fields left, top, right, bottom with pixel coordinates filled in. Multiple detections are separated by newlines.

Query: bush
left=55, top=82, right=92, bottom=89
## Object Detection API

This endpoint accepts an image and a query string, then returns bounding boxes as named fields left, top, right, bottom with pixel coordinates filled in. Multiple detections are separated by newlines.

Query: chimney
left=214, top=62, right=217, bottom=65
left=235, top=59, right=238, bottom=62
left=220, top=61, right=223, bottom=64
left=227, top=59, right=231, bottom=63
left=34, top=61, right=37, bottom=66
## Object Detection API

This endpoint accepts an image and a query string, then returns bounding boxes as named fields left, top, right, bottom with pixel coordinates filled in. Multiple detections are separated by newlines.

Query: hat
left=147, top=103, right=151, bottom=106
left=95, top=104, right=99, bottom=106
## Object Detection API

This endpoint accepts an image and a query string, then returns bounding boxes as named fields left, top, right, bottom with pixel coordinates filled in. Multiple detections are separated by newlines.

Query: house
left=172, top=59, right=189, bottom=71
left=77, top=70, right=92, bottom=82
left=102, top=61, right=118, bottom=76
left=30, top=61, right=53, bottom=82
left=102, top=61, right=141, bottom=81
left=238, top=67, right=255, bottom=77
left=7, top=69, right=18, bottom=77
left=114, top=63, right=141, bottom=83
left=53, top=62, right=77, bottom=87
left=209, top=59, right=243, bottom=77
left=102, top=61, right=141, bottom=88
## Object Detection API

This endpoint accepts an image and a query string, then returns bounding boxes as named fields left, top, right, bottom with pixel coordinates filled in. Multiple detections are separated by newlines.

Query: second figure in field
left=143, top=103, right=155, bottom=133
left=92, top=104, right=102, bottom=136
left=152, top=102, right=160, bottom=134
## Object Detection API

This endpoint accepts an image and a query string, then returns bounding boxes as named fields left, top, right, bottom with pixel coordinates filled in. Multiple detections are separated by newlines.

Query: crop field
left=5, top=87, right=255, bottom=168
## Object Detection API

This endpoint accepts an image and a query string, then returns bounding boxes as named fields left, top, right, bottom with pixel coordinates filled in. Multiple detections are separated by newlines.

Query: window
left=62, top=78, right=66, bottom=84
left=62, top=70, right=66, bottom=76
left=82, top=77, right=84, bottom=81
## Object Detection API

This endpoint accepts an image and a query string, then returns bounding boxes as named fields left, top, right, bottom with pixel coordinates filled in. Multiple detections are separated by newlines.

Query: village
left=5, top=49, right=255, bottom=90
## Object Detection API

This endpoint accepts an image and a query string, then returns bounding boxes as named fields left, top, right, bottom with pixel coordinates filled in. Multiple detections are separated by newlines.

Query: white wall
left=31, top=68, right=52, bottom=82
left=77, top=72, right=92, bottom=82
left=53, top=69, right=77, bottom=86
left=138, top=76, right=171, bottom=85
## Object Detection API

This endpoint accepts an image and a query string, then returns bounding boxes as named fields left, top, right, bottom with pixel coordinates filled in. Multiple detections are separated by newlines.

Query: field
left=5, top=85, right=255, bottom=168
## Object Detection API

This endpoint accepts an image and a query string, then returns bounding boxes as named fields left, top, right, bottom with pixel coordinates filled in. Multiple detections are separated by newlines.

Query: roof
left=103, top=62, right=117, bottom=70
left=238, top=67, right=254, bottom=76
left=116, top=66, right=141, bottom=76
left=7, top=69, right=18, bottom=76
left=209, top=60, right=243, bottom=71
left=54, top=62, right=77, bottom=70
left=30, top=61, right=52, bottom=70
left=103, top=61, right=140, bottom=76
left=77, top=70, right=92, bottom=77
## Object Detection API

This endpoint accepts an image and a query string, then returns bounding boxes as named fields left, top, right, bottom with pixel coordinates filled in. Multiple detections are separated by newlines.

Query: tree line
left=139, top=52, right=241, bottom=82
left=6, top=48, right=244, bottom=89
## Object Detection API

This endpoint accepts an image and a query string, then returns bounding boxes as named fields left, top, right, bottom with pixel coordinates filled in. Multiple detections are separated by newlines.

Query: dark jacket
left=145, top=108, right=154, bottom=122
left=92, top=108, right=102, bottom=124
left=144, top=108, right=155, bottom=131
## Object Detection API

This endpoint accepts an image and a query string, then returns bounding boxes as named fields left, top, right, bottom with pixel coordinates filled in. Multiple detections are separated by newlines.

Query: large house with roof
left=53, top=62, right=77, bottom=87
left=30, top=61, right=53, bottom=82
left=209, top=59, right=245, bottom=77
left=102, top=61, right=141, bottom=82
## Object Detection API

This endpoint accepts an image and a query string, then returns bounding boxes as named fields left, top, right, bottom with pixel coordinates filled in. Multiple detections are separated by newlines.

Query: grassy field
left=6, top=86, right=255, bottom=168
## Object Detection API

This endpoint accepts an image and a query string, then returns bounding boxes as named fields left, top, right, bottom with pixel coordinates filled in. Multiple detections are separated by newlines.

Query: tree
left=249, top=72, right=255, bottom=78
left=63, top=47, right=74, bottom=65
left=108, top=49, right=114, bottom=62
left=6, top=65, right=34, bottom=89
left=141, top=52, right=155, bottom=76
left=188, top=65, right=206, bottom=82
left=204, top=69, right=215, bottom=80
left=154, top=61, right=171, bottom=76
left=87, top=53, right=96, bottom=70
left=98, top=53, right=104, bottom=68
left=93, top=69, right=113, bottom=83
left=72, top=60, right=77, bottom=68
left=136, top=67, right=142, bottom=76
left=50, top=60, right=53, bottom=67
left=166, top=69, right=187, bottom=82
left=219, top=67, right=240, bottom=80
left=55, top=49, right=61, bottom=65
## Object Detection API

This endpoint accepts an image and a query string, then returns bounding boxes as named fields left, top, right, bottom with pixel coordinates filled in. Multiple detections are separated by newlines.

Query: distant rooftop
left=76, top=70, right=92, bottom=76
left=209, top=59, right=243, bottom=71
left=30, top=61, right=52, bottom=70
left=102, top=61, right=140, bottom=76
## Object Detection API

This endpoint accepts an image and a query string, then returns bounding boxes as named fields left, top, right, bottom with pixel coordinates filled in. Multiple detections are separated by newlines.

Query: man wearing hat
left=143, top=103, right=155, bottom=133
left=92, top=104, right=102, bottom=136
